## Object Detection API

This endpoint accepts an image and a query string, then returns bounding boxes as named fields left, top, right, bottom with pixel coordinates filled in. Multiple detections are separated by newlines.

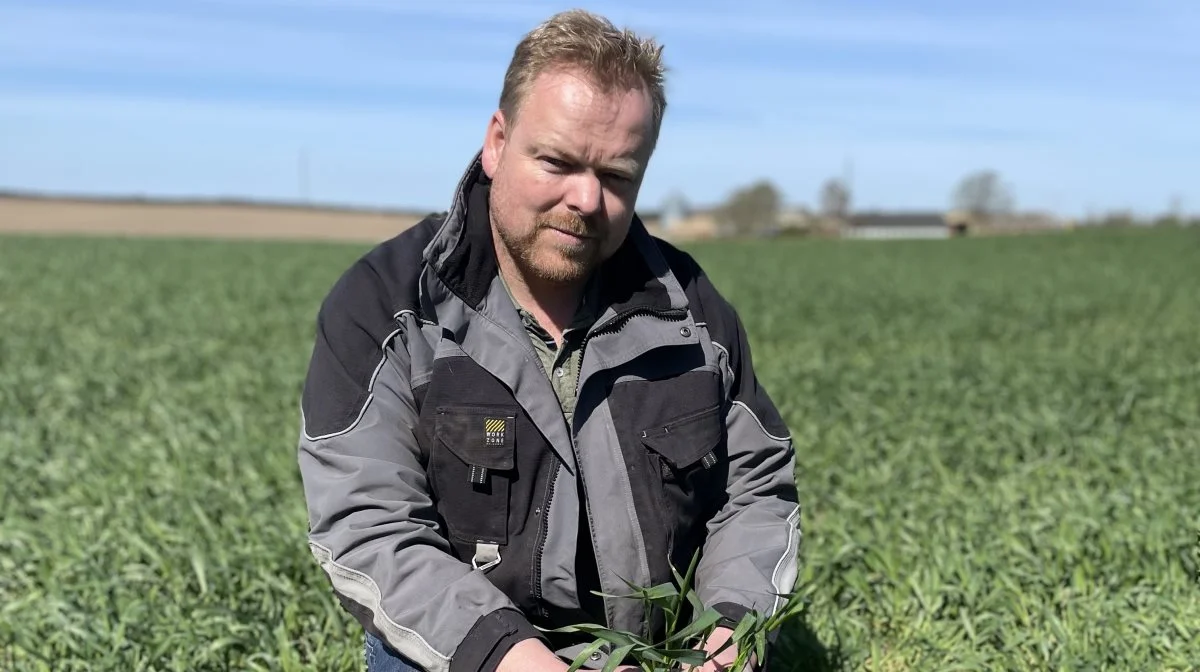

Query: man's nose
left=564, top=172, right=602, bottom=217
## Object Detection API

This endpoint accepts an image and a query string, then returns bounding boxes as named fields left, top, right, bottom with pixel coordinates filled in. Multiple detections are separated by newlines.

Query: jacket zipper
left=530, top=305, right=688, bottom=623
left=531, top=465, right=557, bottom=619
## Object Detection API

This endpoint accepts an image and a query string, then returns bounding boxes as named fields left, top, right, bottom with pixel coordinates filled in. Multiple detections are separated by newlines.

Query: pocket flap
left=640, top=405, right=724, bottom=469
left=435, top=405, right=518, bottom=471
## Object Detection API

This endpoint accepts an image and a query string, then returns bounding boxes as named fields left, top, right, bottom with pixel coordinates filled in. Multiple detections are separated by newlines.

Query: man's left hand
left=686, top=626, right=755, bottom=671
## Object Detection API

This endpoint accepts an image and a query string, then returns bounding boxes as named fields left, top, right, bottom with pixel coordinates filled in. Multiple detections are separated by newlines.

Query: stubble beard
left=492, top=205, right=602, bottom=287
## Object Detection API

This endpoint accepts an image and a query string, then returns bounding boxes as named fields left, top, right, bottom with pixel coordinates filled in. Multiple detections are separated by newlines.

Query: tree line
left=711, top=169, right=1018, bottom=235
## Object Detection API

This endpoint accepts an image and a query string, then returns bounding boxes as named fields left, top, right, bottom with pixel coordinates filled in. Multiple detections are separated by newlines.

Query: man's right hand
left=496, top=638, right=570, bottom=672
left=497, top=638, right=643, bottom=671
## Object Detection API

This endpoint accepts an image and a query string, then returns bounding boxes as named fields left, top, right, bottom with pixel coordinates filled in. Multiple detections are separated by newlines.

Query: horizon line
left=1, top=186, right=1100, bottom=220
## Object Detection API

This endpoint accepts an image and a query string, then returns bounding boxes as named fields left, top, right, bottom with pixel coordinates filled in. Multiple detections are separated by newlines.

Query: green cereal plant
left=540, top=551, right=806, bottom=671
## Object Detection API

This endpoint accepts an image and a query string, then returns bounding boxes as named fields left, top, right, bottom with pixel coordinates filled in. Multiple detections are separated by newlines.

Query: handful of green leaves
left=539, top=552, right=805, bottom=671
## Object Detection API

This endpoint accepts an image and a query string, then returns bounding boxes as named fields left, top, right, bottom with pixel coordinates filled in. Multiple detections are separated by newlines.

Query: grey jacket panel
left=573, top=391, right=654, bottom=634
left=694, top=298, right=801, bottom=639
left=539, top=462, right=583, bottom=613
left=299, top=345, right=524, bottom=672
left=694, top=400, right=800, bottom=617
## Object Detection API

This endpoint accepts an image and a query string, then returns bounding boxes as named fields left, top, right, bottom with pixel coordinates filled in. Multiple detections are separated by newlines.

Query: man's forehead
left=521, top=70, right=652, bottom=131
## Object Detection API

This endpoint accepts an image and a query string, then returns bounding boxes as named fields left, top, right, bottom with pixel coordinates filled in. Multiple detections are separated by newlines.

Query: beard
left=494, top=207, right=605, bottom=286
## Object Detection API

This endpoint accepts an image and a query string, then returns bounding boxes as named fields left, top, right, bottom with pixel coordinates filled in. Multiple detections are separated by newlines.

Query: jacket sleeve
left=694, top=292, right=802, bottom=646
left=296, top=264, right=545, bottom=672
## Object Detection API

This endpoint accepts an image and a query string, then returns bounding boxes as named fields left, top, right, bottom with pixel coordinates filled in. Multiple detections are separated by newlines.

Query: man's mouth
left=549, top=227, right=593, bottom=240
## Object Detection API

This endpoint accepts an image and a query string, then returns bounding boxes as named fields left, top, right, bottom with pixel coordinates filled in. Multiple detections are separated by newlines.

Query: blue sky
left=1, top=0, right=1196, bottom=218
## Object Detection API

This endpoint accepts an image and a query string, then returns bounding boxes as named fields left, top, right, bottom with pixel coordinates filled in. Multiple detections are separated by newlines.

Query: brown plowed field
left=0, top=196, right=426, bottom=243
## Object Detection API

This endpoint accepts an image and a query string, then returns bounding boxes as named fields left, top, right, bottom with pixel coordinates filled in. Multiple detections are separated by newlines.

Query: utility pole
left=1169, top=193, right=1183, bottom=223
left=843, top=156, right=854, bottom=213
left=298, top=147, right=310, bottom=203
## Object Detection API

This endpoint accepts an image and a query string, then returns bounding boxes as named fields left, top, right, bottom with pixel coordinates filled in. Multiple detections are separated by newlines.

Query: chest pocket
left=642, top=404, right=723, bottom=474
left=640, top=404, right=726, bottom=521
left=431, top=404, right=518, bottom=546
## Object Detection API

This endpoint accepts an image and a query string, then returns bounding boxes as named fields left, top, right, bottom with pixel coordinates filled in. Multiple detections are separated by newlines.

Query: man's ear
left=481, top=110, right=508, bottom=178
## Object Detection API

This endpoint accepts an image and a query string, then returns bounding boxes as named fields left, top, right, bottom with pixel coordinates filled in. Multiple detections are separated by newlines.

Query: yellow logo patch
left=484, top=418, right=507, bottom=446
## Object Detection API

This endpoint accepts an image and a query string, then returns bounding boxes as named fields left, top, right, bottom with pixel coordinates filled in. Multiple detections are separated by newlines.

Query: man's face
left=481, top=67, right=655, bottom=286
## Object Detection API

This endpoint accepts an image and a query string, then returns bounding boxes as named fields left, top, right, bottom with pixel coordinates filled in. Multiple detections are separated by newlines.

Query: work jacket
left=297, top=153, right=801, bottom=672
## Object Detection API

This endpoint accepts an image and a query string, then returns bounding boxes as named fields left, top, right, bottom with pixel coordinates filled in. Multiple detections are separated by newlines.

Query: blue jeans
left=365, top=632, right=424, bottom=672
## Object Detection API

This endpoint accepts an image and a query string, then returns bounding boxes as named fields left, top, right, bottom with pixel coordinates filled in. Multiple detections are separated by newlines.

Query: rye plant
left=540, top=550, right=805, bottom=671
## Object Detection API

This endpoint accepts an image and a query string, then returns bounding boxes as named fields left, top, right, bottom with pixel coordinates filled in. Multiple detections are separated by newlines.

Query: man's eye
left=541, top=157, right=569, bottom=170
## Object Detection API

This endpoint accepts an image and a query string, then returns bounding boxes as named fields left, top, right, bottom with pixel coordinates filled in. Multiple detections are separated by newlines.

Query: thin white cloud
left=0, top=91, right=482, bottom=128
left=190, top=0, right=585, bottom=25
left=663, top=64, right=1198, bottom=152
left=5, top=2, right=1193, bottom=111
left=0, top=5, right=511, bottom=93
left=1, top=86, right=1188, bottom=216
left=0, top=89, right=489, bottom=206
left=191, top=0, right=1200, bottom=57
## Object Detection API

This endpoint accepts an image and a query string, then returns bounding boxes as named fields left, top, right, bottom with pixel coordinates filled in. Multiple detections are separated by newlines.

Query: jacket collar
left=416, top=153, right=701, bottom=477
left=421, top=151, right=689, bottom=324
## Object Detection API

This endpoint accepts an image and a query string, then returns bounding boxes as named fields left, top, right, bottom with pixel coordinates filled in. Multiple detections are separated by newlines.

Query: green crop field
left=1, top=226, right=1198, bottom=671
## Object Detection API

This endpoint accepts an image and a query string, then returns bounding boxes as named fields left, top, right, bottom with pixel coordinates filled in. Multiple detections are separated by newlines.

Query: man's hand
left=686, top=626, right=756, bottom=671
left=496, top=638, right=570, bottom=672
left=497, top=639, right=644, bottom=671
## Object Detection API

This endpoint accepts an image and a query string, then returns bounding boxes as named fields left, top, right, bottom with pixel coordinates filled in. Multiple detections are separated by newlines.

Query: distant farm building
left=642, top=204, right=1068, bottom=243
left=842, top=212, right=951, bottom=240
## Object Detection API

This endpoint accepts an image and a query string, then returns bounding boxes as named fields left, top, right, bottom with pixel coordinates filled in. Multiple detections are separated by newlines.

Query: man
left=297, top=9, right=800, bottom=672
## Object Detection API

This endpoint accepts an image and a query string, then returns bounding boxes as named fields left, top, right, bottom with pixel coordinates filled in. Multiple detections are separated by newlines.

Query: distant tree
left=1163, top=193, right=1185, bottom=227
left=716, top=180, right=781, bottom=235
left=1098, top=209, right=1137, bottom=228
left=952, top=170, right=1015, bottom=218
left=819, top=178, right=851, bottom=219
left=662, top=190, right=691, bottom=217
left=659, top=190, right=691, bottom=231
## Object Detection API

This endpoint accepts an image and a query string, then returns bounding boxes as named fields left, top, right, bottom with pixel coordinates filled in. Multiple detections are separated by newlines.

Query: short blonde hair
left=499, top=9, right=667, bottom=143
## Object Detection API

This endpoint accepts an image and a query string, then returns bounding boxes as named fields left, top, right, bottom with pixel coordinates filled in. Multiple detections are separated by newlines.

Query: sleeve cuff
left=450, top=608, right=545, bottom=672
left=712, top=601, right=754, bottom=629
